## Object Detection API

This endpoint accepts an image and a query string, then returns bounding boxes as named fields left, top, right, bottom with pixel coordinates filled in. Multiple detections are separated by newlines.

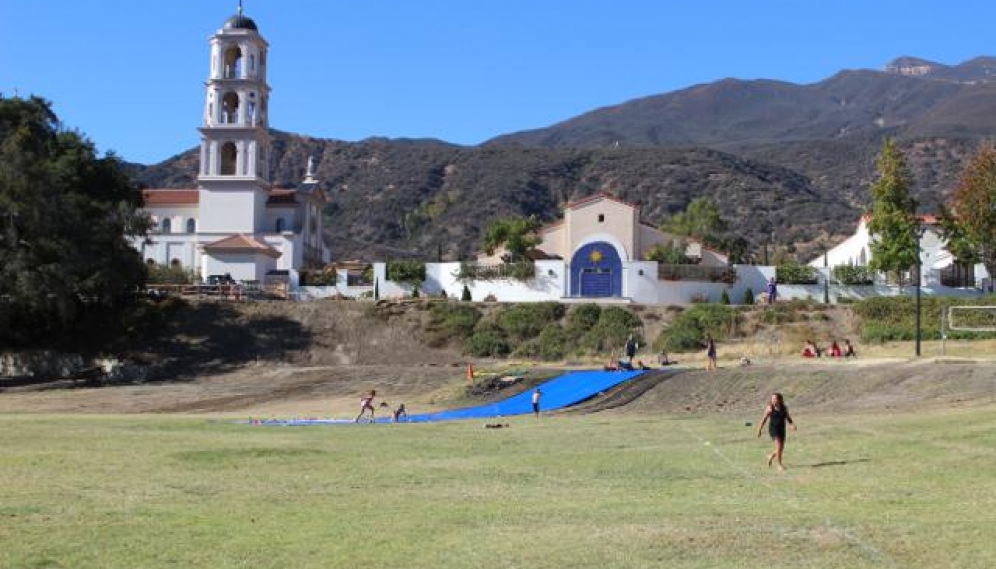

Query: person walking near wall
left=767, top=277, right=778, bottom=305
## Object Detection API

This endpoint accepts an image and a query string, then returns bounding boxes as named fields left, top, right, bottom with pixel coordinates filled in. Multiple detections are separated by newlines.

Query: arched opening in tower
left=222, top=92, right=240, bottom=124
left=220, top=142, right=239, bottom=175
left=224, top=47, right=243, bottom=79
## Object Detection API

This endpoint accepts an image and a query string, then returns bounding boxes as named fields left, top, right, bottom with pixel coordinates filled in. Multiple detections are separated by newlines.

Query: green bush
left=776, top=262, right=818, bottom=285
left=461, top=284, right=472, bottom=301
left=146, top=264, right=198, bottom=285
left=658, top=304, right=737, bottom=352
left=457, top=261, right=536, bottom=281
left=644, top=240, right=693, bottom=264
left=742, top=287, right=754, bottom=305
left=721, top=289, right=730, bottom=305
left=581, top=307, right=643, bottom=352
left=567, top=304, right=602, bottom=335
left=465, top=330, right=511, bottom=357
left=426, top=304, right=482, bottom=347
left=514, top=324, right=571, bottom=360
left=832, top=265, right=874, bottom=285
left=386, top=259, right=426, bottom=286
left=852, top=296, right=996, bottom=342
left=497, top=302, right=566, bottom=341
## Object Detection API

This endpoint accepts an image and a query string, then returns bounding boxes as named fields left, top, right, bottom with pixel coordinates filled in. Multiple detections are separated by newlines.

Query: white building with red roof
left=133, top=7, right=328, bottom=282
left=809, top=214, right=990, bottom=289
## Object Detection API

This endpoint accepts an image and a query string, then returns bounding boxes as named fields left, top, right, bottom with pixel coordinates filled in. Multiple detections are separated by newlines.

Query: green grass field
left=2, top=407, right=994, bottom=569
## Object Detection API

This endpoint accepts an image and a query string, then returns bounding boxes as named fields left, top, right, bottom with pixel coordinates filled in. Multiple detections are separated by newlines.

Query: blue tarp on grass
left=251, top=369, right=646, bottom=425
left=405, top=369, right=646, bottom=422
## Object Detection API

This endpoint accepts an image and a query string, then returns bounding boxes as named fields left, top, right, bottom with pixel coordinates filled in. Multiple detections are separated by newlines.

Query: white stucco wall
left=132, top=234, right=201, bottom=270
left=419, top=261, right=566, bottom=302
left=202, top=252, right=275, bottom=282
left=146, top=205, right=199, bottom=235
left=198, top=187, right=264, bottom=233
left=264, top=207, right=299, bottom=234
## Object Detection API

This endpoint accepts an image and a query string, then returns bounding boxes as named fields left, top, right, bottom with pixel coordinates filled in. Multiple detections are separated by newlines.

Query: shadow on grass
left=144, top=301, right=313, bottom=381
left=804, top=458, right=872, bottom=469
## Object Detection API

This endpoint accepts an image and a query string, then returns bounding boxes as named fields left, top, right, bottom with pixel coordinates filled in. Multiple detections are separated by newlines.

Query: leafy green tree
left=944, top=144, right=996, bottom=287
left=482, top=216, right=542, bottom=262
left=0, top=96, right=148, bottom=349
left=866, top=138, right=918, bottom=282
left=662, top=197, right=725, bottom=243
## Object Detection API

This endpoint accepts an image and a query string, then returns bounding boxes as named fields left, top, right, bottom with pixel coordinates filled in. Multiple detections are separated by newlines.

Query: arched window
left=220, top=142, right=238, bottom=175
left=186, top=218, right=196, bottom=233
left=222, top=92, right=240, bottom=124
left=162, top=218, right=172, bottom=234
left=275, top=217, right=286, bottom=233
left=224, top=46, right=242, bottom=79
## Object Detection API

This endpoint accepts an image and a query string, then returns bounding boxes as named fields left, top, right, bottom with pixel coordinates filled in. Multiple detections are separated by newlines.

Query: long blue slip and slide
left=251, top=369, right=646, bottom=425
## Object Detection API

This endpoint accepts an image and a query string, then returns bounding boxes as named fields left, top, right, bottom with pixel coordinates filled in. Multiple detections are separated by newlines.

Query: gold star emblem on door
left=589, top=249, right=603, bottom=263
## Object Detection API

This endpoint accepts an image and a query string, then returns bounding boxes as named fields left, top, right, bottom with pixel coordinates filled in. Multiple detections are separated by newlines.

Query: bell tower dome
left=197, top=2, right=272, bottom=234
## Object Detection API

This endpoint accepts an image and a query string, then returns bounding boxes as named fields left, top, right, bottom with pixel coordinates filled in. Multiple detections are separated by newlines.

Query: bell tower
left=197, top=3, right=271, bottom=234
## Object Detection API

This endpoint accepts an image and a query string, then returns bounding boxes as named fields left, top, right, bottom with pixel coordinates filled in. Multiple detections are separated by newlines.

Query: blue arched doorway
left=570, top=242, right=623, bottom=297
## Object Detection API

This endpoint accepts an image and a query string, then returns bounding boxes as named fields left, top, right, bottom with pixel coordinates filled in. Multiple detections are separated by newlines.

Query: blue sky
left=2, top=0, right=994, bottom=164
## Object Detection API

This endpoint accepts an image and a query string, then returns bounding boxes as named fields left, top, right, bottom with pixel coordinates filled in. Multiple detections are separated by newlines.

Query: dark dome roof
left=223, top=14, right=258, bottom=31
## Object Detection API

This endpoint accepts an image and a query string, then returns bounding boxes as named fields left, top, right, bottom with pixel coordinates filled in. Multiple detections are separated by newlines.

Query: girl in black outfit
left=756, top=392, right=796, bottom=471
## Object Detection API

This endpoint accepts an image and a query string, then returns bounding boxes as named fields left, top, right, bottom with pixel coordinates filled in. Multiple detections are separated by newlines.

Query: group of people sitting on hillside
left=802, top=338, right=856, bottom=359
left=604, top=335, right=679, bottom=372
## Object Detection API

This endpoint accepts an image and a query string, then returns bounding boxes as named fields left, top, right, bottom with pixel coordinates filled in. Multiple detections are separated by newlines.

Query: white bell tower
left=197, top=3, right=271, bottom=234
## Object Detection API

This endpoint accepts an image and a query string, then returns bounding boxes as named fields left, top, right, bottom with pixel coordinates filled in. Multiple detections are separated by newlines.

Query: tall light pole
left=913, top=210, right=924, bottom=358
left=915, top=233, right=921, bottom=357
left=823, top=249, right=830, bottom=304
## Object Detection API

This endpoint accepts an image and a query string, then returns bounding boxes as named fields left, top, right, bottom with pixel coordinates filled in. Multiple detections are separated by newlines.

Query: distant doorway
left=570, top=242, right=622, bottom=297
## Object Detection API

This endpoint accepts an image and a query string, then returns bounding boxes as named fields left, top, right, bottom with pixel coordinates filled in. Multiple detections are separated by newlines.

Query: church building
left=133, top=6, right=329, bottom=282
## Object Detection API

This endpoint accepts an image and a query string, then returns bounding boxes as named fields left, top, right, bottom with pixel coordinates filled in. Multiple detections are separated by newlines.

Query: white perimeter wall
left=291, top=260, right=991, bottom=305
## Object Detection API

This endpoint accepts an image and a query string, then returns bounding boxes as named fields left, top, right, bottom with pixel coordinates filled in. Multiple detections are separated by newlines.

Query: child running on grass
left=756, top=392, right=796, bottom=472
left=354, top=390, right=377, bottom=423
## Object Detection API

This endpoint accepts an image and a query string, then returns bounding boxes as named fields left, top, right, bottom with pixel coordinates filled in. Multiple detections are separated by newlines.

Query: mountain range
left=134, top=56, right=996, bottom=262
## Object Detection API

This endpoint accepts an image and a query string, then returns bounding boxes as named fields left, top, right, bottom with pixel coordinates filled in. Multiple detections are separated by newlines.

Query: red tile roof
left=267, top=189, right=298, bottom=206
left=202, top=234, right=282, bottom=258
left=563, top=192, right=639, bottom=211
left=143, top=189, right=199, bottom=206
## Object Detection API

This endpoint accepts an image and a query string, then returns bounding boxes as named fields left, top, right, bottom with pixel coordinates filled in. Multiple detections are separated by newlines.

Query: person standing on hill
left=767, top=277, right=778, bottom=305
left=625, top=334, right=638, bottom=363
left=531, top=388, right=543, bottom=418
left=704, top=334, right=717, bottom=370
left=756, top=392, right=797, bottom=472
